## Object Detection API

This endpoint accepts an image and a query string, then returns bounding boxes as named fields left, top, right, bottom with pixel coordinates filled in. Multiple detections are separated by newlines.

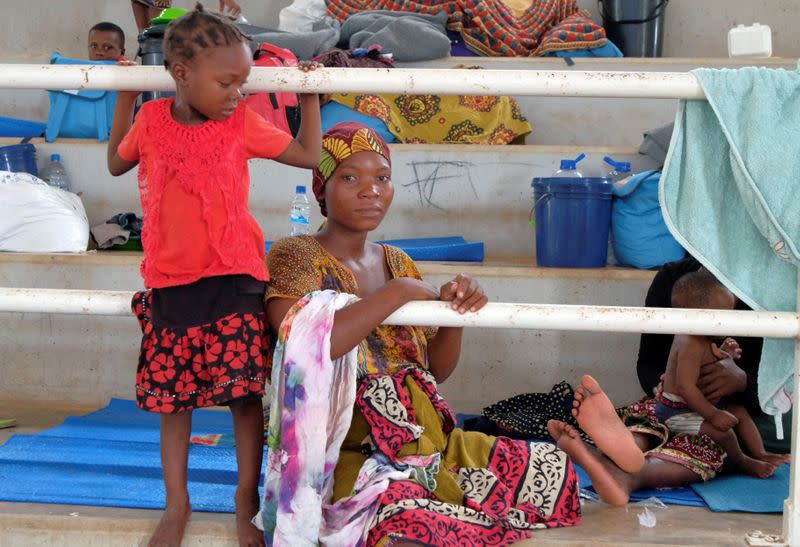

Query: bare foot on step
left=149, top=499, right=191, bottom=547
left=572, top=375, right=645, bottom=473
left=547, top=419, right=630, bottom=506
left=236, top=488, right=265, bottom=547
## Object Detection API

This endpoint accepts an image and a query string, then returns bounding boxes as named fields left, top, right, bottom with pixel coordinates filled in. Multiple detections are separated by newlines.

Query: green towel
left=660, top=64, right=800, bottom=428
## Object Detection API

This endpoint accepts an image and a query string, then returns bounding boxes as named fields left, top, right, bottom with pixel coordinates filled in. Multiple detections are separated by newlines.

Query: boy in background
left=88, top=22, right=126, bottom=61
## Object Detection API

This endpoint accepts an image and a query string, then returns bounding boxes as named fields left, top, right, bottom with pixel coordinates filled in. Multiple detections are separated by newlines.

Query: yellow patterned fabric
left=318, top=125, right=387, bottom=180
left=331, top=92, right=532, bottom=144
left=265, top=235, right=437, bottom=377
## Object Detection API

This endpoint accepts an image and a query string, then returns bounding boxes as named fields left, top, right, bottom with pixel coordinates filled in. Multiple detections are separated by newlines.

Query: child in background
left=88, top=22, right=126, bottom=61
left=657, top=271, right=790, bottom=478
left=107, top=4, right=321, bottom=546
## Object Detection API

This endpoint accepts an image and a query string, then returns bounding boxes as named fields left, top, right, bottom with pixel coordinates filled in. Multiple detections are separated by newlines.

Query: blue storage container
left=0, top=143, right=38, bottom=177
left=531, top=177, right=612, bottom=267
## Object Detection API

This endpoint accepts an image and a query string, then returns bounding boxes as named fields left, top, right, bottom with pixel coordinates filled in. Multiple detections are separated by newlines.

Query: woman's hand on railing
left=439, top=274, right=488, bottom=314
left=387, top=278, right=440, bottom=303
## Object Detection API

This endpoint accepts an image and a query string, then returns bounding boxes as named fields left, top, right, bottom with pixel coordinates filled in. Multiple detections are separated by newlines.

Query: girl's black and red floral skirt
left=132, top=274, right=270, bottom=413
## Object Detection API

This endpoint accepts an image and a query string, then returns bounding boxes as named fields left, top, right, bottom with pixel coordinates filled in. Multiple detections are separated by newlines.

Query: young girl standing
left=107, top=5, right=321, bottom=546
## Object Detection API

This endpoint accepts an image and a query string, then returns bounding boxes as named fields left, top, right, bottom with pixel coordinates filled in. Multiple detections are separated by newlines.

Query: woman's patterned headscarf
left=312, top=122, right=391, bottom=216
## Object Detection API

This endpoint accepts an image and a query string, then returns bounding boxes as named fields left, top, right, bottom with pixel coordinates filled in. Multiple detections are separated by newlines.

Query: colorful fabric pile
left=325, top=0, right=606, bottom=56
left=331, top=91, right=531, bottom=144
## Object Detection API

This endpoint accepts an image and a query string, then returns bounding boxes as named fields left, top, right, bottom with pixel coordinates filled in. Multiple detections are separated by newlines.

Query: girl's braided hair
left=163, top=3, right=250, bottom=68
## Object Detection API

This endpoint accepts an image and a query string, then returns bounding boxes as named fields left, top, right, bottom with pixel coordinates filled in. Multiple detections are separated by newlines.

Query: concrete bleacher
left=1, top=55, right=793, bottom=545
left=0, top=133, right=663, bottom=411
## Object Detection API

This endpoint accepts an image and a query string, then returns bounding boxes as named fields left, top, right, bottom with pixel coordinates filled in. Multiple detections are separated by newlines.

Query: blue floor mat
left=15, top=403, right=768, bottom=513
left=0, top=399, right=241, bottom=512
left=691, top=463, right=789, bottom=513
left=575, top=464, right=706, bottom=507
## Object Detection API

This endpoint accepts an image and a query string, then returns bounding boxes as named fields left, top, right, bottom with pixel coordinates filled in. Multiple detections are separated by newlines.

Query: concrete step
left=1, top=138, right=660, bottom=259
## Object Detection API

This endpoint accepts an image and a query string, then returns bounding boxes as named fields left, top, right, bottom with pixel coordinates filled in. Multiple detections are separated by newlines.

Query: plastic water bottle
left=553, top=153, right=586, bottom=178
left=289, top=185, right=311, bottom=236
left=603, top=156, right=632, bottom=184
left=43, top=154, right=70, bottom=191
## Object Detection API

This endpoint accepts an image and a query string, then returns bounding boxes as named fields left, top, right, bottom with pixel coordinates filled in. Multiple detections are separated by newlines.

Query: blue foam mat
left=0, top=116, right=46, bottom=138
left=575, top=463, right=706, bottom=507
left=691, top=463, right=789, bottom=513
left=380, top=237, right=484, bottom=262
left=0, top=398, right=242, bottom=512
left=265, top=236, right=484, bottom=262
left=13, top=403, right=774, bottom=513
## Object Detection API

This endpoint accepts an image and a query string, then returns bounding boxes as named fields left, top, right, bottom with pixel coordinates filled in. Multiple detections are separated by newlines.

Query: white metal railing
left=1, top=63, right=797, bottom=545
left=0, top=64, right=705, bottom=99
left=0, top=287, right=796, bottom=337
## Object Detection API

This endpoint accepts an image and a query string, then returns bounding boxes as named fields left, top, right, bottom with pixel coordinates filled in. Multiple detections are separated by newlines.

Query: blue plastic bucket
left=531, top=177, right=612, bottom=267
left=0, top=143, right=38, bottom=177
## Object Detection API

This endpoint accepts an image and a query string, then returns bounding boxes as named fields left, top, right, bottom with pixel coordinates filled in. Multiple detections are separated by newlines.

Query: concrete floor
left=0, top=401, right=785, bottom=546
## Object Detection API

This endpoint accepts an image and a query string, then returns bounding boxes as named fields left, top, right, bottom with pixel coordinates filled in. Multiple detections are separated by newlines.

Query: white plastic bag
left=278, top=0, right=327, bottom=32
left=0, top=171, right=89, bottom=252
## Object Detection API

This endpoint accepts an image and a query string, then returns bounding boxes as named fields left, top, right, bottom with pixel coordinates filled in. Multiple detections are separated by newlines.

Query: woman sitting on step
left=259, top=122, right=697, bottom=546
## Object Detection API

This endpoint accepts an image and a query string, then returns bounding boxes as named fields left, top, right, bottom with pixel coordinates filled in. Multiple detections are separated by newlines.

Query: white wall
left=579, top=0, right=800, bottom=58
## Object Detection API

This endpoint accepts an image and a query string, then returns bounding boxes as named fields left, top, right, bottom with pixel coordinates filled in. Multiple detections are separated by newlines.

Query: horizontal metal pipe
left=0, top=64, right=705, bottom=99
left=0, top=288, right=794, bottom=338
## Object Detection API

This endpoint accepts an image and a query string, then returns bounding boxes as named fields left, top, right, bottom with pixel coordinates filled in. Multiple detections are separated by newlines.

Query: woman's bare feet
left=236, top=487, right=265, bottom=547
left=148, top=498, right=191, bottom=547
left=548, top=420, right=631, bottom=506
left=572, top=375, right=645, bottom=473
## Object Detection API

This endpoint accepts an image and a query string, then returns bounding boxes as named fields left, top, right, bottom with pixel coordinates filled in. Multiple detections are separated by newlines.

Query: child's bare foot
left=572, top=375, right=645, bottom=473
left=740, top=457, right=777, bottom=478
left=148, top=498, right=191, bottom=547
left=235, top=488, right=265, bottom=547
left=547, top=419, right=630, bottom=506
left=757, top=452, right=791, bottom=467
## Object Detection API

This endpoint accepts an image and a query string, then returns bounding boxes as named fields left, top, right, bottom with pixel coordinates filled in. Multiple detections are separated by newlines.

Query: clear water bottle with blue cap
left=43, top=153, right=71, bottom=191
left=553, top=153, right=586, bottom=178
left=289, top=185, right=311, bottom=236
left=603, top=156, right=632, bottom=184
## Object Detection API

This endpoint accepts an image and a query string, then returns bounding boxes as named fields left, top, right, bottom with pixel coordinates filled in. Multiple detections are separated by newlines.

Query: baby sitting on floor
left=657, top=271, right=789, bottom=478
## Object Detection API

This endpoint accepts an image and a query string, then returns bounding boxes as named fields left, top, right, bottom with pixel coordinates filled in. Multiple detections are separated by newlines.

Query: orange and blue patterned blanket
left=326, top=0, right=606, bottom=57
